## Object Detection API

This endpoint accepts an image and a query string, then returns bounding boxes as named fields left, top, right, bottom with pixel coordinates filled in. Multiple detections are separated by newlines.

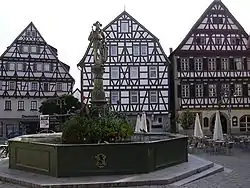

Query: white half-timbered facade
left=78, top=11, right=171, bottom=132
left=170, top=0, right=250, bottom=134
left=0, top=22, right=74, bottom=138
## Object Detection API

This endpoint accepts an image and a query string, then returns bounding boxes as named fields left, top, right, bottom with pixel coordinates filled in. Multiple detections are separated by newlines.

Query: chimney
left=169, top=47, right=173, bottom=54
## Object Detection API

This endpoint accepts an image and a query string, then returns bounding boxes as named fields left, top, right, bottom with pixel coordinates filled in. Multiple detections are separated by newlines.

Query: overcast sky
left=0, top=0, right=249, bottom=89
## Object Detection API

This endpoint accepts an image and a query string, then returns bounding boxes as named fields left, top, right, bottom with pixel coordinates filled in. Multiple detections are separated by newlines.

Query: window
left=121, top=21, right=129, bottom=32
left=130, top=67, right=138, bottom=79
left=234, top=58, right=242, bottom=70
left=37, top=63, right=43, bottom=71
left=50, top=63, right=54, bottom=72
left=43, top=83, right=49, bottom=92
left=181, top=58, right=189, bottom=71
left=195, top=84, right=203, bottom=97
left=17, top=63, right=23, bottom=71
left=133, top=45, right=140, bottom=56
left=31, top=101, right=37, bottom=110
left=5, top=101, right=11, bottom=110
left=231, top=37, right=240, bottom=45
left=33, top=63, right=37, bottom=71
left=31, top=31, right=36, bottom=37
left=36, top=46, right=41, bottom=53
left=110, top=45, right=117, bottom=56
left=235, top=84, right=242, bottom=96
left=31, top=46, right=37, bottom=53
left=149, top=66, right=157, bottom=78
left=141, top=45, right=147, bottom=56
left=208, top=58, right=216, bottom=71
left=204, top=117, right=209, bottom=127
left=181, top=85, right=190, bottom=98
left=26, top=31, right=31, bottom=36
left=208, top=84, right=217, bottom=97
left=240, top=115, right=250, bottom=132
left=215, top=37, right=222, bottom=45
left=196, top=36, right=206, bottom=45
left=23, top=63, right=27, bottom=71
left=212, top=17, right=223, bottom=24
left=130, top=91, right=139, bottom=103
left=44, top=64, right=50, bottom=72
left=221, top=84, right=229, bottom=94
left=31, top=82, right=38, bottom=91
left=9, top=81, right=15, bottom=90
left=4, top=62, right=9, bottom=71
left=0, top=122, right=3, bottom=137
left=221, top=58, right=229, bottom=70
left=6, top=124, right=14, bottom=136
left=9, top=63, right=15, bottom=71
left=111, top=67, right=119, bottom=79
left=56, top=83, right=62, bottom=91
left=111, top=91, right=119, bottom=104
left=150, top=91, right=158, bottom=103
left=18, top=101, right=24, bottom=110
left=194, top=58, right=203, bottom=71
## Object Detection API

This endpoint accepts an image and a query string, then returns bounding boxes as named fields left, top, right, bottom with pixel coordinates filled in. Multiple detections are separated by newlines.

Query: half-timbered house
left=170, top=0, right=250, bottom=134
left=0, top=22, right=74, bottom=138
left=78, top=11, right=171, bottom=132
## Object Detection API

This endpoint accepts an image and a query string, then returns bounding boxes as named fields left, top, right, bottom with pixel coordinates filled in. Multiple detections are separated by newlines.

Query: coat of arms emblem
left=95, top=153, right=107, bottom=168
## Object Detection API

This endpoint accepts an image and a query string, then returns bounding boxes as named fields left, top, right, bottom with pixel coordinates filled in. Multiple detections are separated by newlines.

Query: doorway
left=210, top=113, right=228, bottom=134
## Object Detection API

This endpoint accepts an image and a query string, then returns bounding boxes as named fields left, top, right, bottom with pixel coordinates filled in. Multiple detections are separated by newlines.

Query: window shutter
left=203, top=58, right=208, bottom=70
left=204, top=84, right=208, bottom=97
left=243, top=84, right=248, bottom=97
left=216, top=58, right=221, bottom=71
left=229, top=58, right=234, bottom=70
left=190, top=85, right=195, bottom=98
left=230, top=84, right=234, bottom=94
left=243, top=57, right=248, bottom=70
left=177, top=85, right=181, bottom=98
left=189, top=58, right=194, bottom=71
left=177, top=58, right=181, bottom=72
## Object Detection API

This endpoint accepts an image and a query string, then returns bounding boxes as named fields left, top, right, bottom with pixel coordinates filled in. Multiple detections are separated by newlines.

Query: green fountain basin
left=8, top=132, right=188, bottom=177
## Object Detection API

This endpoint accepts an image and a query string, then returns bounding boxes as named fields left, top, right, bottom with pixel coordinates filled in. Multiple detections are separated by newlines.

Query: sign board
left=40, top=115, right=50, bottom=129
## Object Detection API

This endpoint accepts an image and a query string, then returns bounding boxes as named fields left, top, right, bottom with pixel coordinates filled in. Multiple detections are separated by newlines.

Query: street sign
left=40, top=115, right=50, bottom=129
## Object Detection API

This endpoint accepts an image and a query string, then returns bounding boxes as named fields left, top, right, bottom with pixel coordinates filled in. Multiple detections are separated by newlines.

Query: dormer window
left=31, top=31, right=36, bottom=37
left=26, top=31, right=31, bottom=36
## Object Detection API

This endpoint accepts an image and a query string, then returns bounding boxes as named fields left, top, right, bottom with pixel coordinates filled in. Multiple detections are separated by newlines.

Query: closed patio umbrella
left=135, top=114, right=142, bottom=133
left=141, top=112, right=148, bottom=133
left=213, top=111, right=224, bottom=141
left=194, top=113, right=204, bottom=138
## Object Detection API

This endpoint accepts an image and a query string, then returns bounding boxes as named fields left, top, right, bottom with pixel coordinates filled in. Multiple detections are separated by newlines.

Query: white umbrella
left=194, top=113, right=204, bottom=138
left=135, top=115, right=142, bottom=133
left=213, top=111, right=224, bottom=141
left=141, top=112, right=148, bottom=133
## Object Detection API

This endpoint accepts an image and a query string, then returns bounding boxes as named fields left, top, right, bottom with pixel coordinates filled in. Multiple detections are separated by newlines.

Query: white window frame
left=195, top=84, right=203, bottom=97
left=208, top=84, right=217, bottom=97
left=120, top=21, right=129, bottom=33
left=56, top=83, right=62, bottom=91
left=30, top=101, right=37, bottom=110
left=111, top=91, right=119, bottom=104
left=208, top=58, right=216, bottom=71
left=150, top=91, right=158, bottom=103
left=149, top=66, right=157, bottom=78
left=234, top=57, right=243, bottom=70
left=221, top=58, right=229, bottom=71
left=133, top=45, right=140, bottom=56
left=130, top=91, right=139, bottom=104
left=181, top=58, right=189, bottom=71
left=18, top=101, right=24, bottom=110
left=5, top=100, right=11, bottom=110
left=221, top=84, right=229, bottom=94
left=130, top=67, right=138, bottom=79
left=194, top=58, right=203, bottom=71
left=111, top=67, right=119, bottom=79
left=9, top=81, right=15, bottom=90
left=31, top=82, right=38, bottom=91
left=235, top=84, right=242, bottom=96
left=110, top=45, right=117, bottom=56
left=141, top=45, right=147, bottom=56
left=181, top=85, right=190, bottom=98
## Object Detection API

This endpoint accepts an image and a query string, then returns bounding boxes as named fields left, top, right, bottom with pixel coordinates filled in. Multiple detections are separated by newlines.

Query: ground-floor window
left=203, top=117, right=209, bottom=127
left=240, top=115, right=250, bottom=132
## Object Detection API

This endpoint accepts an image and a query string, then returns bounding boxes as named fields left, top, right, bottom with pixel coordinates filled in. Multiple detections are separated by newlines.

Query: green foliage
left=178, top=110, right=195, bottom=130
left=62, top=111, right=134, bottom=144
left=39, top=95, right=81, bottom=115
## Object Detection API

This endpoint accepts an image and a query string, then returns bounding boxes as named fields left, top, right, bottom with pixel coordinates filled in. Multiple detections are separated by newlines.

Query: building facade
left=170, top=0, right=250, bottom=135
left=78, top=11, right=171, bottom=132
left=0, top=22, right=74, bottom=138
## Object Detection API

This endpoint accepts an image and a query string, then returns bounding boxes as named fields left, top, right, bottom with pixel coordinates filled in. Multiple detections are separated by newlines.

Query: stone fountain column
left=88, top=21, right=108, bottom=115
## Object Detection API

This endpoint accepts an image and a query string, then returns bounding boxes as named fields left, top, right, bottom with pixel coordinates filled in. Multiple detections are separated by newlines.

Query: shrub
left=178, top=110, right=195, bottom=130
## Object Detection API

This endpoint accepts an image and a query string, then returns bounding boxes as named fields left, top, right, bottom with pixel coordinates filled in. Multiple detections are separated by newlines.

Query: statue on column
left=88, top=21, right=108, bottom=115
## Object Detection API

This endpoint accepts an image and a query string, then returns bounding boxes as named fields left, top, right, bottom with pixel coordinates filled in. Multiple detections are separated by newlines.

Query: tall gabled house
left=0, top=22, right=74, bottom=137
left=78, top=11, right=171, bottom=132
left=170, top=0, right=250, bottom=134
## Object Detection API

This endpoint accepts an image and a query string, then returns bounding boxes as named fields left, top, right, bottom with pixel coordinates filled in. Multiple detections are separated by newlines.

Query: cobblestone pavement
left=124, top=148, right=250, bottom=188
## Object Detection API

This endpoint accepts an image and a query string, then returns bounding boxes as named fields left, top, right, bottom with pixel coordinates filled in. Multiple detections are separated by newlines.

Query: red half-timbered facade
left=170, top=0, right=250, bottom=134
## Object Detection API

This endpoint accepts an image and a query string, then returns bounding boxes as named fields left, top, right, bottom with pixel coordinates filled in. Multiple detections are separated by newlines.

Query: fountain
left=8, top=21, right=188, bottom=178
